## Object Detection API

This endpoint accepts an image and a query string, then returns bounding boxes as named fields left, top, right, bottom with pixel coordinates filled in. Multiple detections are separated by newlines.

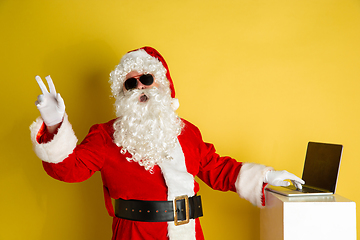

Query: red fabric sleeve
left=261, top=183, right=268, bottom=206
left=197, top=142, right=242, bottom=192
left=41, top=124, right=106, bottom=183
left=36, top=122, right=61, bottom=144
left=184, top=121, right=242, bottom=192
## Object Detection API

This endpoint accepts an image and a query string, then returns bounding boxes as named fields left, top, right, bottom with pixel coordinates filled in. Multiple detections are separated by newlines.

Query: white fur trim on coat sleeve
left=29, top=113, right=78, bottom=164
left=235, top=163, right=273, bottom=208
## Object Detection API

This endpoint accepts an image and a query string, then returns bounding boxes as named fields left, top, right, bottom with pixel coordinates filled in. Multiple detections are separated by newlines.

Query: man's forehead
left=126, top=71, right=142, bottom=79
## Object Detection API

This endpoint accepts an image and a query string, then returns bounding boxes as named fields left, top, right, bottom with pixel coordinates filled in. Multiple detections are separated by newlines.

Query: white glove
left=264, top=170, right=305, bottom=189
left=35, top=75, right=65, bottom=126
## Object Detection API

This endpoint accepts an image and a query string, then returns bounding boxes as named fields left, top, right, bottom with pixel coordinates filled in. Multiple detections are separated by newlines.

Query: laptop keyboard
left=286, top=185, right=325, bottom=193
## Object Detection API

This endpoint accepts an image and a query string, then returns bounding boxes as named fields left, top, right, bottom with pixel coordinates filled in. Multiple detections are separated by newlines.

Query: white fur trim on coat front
left=30, top=113, right=78, bottom=164
left=235, top=163, right=273, bottom=208
left=158, top=141, right=196, bottom=240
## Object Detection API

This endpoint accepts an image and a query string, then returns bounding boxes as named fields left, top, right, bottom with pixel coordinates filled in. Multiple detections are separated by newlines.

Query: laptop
left=266, top=141, right=343, bottom=197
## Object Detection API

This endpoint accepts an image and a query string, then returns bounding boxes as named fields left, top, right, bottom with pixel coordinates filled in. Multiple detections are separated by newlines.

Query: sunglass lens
left=124, top=78, right=137, bottom=90
left=140, top=74, right=154, bottom=86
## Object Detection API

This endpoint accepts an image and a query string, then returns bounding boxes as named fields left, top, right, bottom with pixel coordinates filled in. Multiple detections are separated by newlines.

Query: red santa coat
left=30, top=114, right=272, bottom=240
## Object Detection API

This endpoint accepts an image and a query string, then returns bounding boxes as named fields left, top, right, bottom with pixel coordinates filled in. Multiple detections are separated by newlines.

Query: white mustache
left=123, top=88, right=161, bottom=103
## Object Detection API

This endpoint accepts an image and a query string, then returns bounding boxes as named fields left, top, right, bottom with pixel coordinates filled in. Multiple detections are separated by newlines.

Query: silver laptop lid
left=302, top=142, right=343, bottom=193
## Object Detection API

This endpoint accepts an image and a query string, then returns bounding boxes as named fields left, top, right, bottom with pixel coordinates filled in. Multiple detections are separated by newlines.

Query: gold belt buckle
left=173, top=195, right=190, bottom=226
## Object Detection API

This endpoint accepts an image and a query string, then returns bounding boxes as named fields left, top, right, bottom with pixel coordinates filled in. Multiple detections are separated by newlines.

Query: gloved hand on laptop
left=264, top=170, right=305, bottom=189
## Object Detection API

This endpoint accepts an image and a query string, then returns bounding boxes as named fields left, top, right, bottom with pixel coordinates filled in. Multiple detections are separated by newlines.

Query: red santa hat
left=110, top=46, right=179, bottom=110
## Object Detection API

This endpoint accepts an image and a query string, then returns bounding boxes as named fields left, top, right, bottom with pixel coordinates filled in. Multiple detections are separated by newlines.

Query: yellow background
left=1, top=0, right=359, bottom=239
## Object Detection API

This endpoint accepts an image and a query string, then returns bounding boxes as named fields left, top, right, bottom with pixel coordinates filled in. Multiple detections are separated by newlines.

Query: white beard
left=113, top=88, right=184, bottom=172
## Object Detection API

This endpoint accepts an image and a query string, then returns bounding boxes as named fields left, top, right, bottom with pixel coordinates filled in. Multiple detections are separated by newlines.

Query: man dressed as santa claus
left=30, top=46, right=304, bottom=240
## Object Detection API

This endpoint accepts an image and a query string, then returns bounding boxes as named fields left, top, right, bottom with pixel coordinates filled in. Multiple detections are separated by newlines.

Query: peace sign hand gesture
left=35, top=75, right=65, bottom=126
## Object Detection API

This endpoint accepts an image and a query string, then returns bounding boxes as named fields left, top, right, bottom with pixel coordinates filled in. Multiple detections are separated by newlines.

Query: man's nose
left=136, top=80, right=147, bottom=89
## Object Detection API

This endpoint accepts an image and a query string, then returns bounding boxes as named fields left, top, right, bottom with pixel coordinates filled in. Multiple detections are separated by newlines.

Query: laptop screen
left=302, top=142, right=343, bottom=193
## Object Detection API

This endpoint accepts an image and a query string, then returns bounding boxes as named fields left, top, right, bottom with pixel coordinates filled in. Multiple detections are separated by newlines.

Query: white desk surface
left=260, top=190, right=357, bottom=240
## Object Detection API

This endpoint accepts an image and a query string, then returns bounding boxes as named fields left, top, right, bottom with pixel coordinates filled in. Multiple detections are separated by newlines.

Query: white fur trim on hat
left=30, top=113, right=78, bottom=164
left=235, top=163, right=273, bottom=208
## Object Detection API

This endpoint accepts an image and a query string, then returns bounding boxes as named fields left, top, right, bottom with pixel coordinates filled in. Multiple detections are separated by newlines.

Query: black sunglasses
left=124, top=74, right=154, bottom=90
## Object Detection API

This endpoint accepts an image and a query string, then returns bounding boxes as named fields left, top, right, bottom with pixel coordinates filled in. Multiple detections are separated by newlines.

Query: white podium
left=260, top=190, right=357, bottom=240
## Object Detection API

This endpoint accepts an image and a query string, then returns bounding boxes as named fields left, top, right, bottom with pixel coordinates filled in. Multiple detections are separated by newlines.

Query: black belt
left=115, top=195, right=203, bottom=226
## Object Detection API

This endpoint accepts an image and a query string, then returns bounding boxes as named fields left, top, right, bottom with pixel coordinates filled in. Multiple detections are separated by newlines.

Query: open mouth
left=139, top=94, right=149, bottom=103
